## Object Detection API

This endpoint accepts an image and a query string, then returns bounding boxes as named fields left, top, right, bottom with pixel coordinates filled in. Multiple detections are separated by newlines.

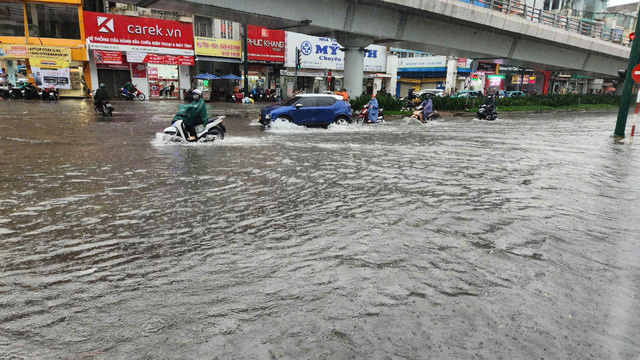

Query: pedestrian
left=335, top=88, right=349, bottom=101
left=367, top=94, right=379, bottom=123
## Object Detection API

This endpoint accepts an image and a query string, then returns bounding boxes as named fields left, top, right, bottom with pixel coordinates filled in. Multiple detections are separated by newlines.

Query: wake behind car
left=258, top=94, right=351, bottom=127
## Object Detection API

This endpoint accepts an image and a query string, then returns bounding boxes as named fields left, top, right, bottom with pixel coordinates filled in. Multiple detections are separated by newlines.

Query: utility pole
left=243, top=23, right=249, bottom=98
left=614, top=5, right=640, bottom=137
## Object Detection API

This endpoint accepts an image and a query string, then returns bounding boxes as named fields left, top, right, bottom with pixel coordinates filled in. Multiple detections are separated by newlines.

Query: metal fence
left=463, top=0, right=627, bottom=46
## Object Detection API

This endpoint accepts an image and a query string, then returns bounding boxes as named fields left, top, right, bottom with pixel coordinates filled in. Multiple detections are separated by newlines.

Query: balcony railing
left=461, top=0, right=628, bottom=47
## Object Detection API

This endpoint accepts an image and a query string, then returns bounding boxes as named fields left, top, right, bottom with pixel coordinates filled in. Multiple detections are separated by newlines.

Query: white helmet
left=193, top=89, right=201, bottom=95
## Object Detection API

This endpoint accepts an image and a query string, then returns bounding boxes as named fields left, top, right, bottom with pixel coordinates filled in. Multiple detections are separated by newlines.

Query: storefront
left=0, top=0, right=89, bottom=97
left=84, top=11, right=194, bottom=100
left=246, top=25, right=285, bottom=97
left=193, top=36, right=242, bottom=101
left=396, top=56, right=472, bottom=96
left=282, top=32, right=388, bottom=97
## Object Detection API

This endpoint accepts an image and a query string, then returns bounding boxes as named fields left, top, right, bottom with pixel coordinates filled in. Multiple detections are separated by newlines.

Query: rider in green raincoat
left=172, top=89, right=208, bottom=140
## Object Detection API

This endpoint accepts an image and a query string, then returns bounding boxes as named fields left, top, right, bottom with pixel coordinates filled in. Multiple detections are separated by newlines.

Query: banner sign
left=126, top=52, right=194, bottom=65
left=247, top=25, right=285, bottom=63
left=94, top=50, right=122, bottom=64
left=30, top=67, right=71, bottom=89
left=0, top=44, right=71, bottom=69
left=457, top=57, right=467, bottom=67
left=284, top=32, right=386, bottom=72
left=131, top=63, right=147, bottom=78
left=84, top=11, right=194, bottom=56
left=194, top=37, right=242, bottom=58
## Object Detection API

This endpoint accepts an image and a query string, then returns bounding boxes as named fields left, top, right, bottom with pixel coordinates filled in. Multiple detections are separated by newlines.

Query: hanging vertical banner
left=30, top=67, right=71, bottom=89
left=131, top=63, right=147, bottom=78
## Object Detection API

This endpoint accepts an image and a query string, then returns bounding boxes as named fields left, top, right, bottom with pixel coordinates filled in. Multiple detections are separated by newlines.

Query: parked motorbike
left=119, top=86, right=146, bottom=101
left=18, top=83, right=39, bottom=100
left=0, top=83, right=13, bottom=99
left=163, top=116, right=227, bottom=142
left=182, top=88, right=194, bottom=102
left=410, top=105, right=438, bottom=123
left=356, top=104, right=384, bottom=124
left=40, top=86, right=59, bottom=101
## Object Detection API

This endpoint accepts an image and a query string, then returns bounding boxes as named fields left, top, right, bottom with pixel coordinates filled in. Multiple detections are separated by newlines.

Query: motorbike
left=356, top=104, right=384, bottom=124
left=40, top=86, right=59, bottom=101
left=163, top=116, right=227, bottom=142
left=94, top=100, right=114, bottom=116
left=0, top=83, right=13, bottom=99
left=182, top=88, right=194, bottom=102
left=410, top=105, right=438, bottom=123
left=476, top=104, right=497, bottom=120
left=119, top=86, right=146, bottom=101
left=17, top=83, right=39, bottom=100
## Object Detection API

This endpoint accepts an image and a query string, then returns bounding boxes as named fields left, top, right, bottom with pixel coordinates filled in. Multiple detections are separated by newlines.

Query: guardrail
left=463, top=0, right=627, bottom=46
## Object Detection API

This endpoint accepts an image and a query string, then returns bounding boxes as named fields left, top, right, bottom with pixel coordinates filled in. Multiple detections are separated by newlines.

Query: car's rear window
left=316, top=97, right=336, bottom=107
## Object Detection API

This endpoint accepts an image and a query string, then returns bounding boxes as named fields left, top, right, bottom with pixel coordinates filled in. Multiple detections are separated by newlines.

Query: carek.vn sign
left=83, top=11, right=194, bottom=56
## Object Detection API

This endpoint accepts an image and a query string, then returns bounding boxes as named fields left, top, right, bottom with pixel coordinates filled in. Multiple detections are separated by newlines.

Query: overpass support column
left=344, top=47, right=365, bottom=98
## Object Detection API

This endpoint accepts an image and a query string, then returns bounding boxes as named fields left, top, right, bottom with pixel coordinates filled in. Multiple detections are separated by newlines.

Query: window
left=0, top=2, right=25, bottom=36
left=219, top=20, right=233, bottom=39
left=299, top=97, right=317, bottom=107
left=26, top=3, right=80, bottom=39
left=281, top=96, right=301, bottom=106
left=194, top=16, right=210, bottom=37
left=317, top=97, right=336, bottom=107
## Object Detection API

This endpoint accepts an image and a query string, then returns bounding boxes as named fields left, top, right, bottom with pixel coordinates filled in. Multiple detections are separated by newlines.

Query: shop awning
left=195, top=56, right=242, bottom=64
left=194, top=73, right=221, bottom=80
left=220, top=74, right=242, bottom=80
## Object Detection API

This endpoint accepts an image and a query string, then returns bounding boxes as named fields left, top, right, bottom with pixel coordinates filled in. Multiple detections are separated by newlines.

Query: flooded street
left=1, top=100, right=639, bottom=359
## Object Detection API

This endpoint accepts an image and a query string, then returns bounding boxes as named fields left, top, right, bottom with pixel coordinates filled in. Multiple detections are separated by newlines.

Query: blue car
left=259, top=94, right=352, bottom=127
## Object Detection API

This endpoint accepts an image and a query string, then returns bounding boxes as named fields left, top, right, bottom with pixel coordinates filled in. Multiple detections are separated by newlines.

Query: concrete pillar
left=386, top=54, right=398, bottom=97
left=88, top=54, right=99, bottom=92
left=178, top=65, right=191, bottom=100
left=344, top=47, right=365, bottom=98
left=6, top=60, right=16, bottom=85
left=446, top=57, right=458, bottom=95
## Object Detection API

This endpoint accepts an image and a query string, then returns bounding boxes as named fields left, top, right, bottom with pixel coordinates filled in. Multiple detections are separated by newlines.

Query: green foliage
left=349, top=92, right=620, bottom=113
left=349, top=91, right=405, bottom=111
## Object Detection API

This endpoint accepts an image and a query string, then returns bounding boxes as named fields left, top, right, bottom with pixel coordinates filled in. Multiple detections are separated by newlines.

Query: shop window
left=26, top=3, right=80, bottom=39
left=195, top=16, right=211, bottom=37
left=0, top=2, right=25, bottom=36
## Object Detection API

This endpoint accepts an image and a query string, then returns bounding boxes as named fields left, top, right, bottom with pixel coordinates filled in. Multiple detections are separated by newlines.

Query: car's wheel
left=137, top=93, right=146, bottom=101
left=334, top=116, right=350, bottom=125
left=278, top=116, right=292, bottom=123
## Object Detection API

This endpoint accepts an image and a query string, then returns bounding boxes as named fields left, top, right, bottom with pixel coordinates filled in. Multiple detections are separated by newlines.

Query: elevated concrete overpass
left=129, top=0, right=631, bottom=95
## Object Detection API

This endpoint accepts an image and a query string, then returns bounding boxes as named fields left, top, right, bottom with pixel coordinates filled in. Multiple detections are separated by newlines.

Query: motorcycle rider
left=122, top=81, right=135, bottom=98
left=93, top=83, right=110, bottom=110
left=367, top=94, right=379, bottom=123
left=173, top=89, right=208, bottom=141
left=418, top=94, right=434, bottom=122
left=484, top=94, right=496, bottom=112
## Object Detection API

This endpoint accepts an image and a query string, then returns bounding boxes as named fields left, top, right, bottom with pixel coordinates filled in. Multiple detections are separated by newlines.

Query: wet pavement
left=1, top=99, right=639, bottom=359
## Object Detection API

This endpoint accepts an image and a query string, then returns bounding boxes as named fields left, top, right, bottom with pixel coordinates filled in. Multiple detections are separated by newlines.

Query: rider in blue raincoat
left=419, top=94, right=433, bottom=122
left=368, top=94, right=379, bottom=123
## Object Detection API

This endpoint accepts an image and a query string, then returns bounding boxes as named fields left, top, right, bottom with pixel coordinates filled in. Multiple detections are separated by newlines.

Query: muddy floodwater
left=1, top=100, right=639, bottom=359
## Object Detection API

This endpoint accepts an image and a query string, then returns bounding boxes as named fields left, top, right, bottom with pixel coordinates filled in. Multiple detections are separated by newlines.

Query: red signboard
left=457, top=57, right=467, bottom=67
left=131, top=63, right=147, bottom=78
left=145, top=54, right=194, bottom=65
left=94, top=50, right=122, bottom=64
left=247, top=25, right=285, bottom=63
left=84, top=11, right=194, bottom=56
left=148, top=67, right=158, bottom=81
left=633, top=64, right=640, bottom=83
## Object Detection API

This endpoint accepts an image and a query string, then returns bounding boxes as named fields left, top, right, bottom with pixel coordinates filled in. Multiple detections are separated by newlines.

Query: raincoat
left=368, top=98, right=379, bottom=123
left=420, top=98, right=433, bottom=118
left=172, top=99, right=208, bottom=126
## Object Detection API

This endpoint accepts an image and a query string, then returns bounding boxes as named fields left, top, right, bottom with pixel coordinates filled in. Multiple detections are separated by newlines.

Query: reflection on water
left=1, top=100, right=639, bottom=359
